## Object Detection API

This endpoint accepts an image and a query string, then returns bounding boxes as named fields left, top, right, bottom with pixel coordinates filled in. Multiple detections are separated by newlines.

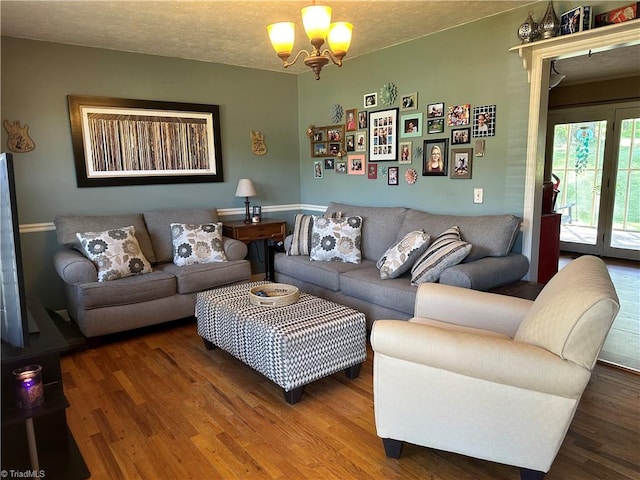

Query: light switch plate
left=474, top=188, right=484, bottom=204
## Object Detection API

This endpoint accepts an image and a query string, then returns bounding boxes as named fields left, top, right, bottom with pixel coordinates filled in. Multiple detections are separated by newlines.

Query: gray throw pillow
left=310, top=216, right=362, bottom=264
left=377, top=230, right=431, bottom=279
left=76, top=225, right=152, bottom=282
left=410, top=226, right=471, bottom=285
left=171, top=222, right=227, bottom=266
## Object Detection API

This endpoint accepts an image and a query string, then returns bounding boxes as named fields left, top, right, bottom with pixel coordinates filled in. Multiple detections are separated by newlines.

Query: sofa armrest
left=222, top=236, right=248, bottom=261
left=371, top=320, right=590, bottom=399
left=53, top=248, right=97, bottom=285
left=440, top=253, right=530, bottom=290
left=414, top=283, right=532, bottom=337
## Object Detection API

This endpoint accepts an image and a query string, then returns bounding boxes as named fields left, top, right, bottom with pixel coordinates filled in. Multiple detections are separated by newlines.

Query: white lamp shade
left=235, top=178, right=257, bottom=197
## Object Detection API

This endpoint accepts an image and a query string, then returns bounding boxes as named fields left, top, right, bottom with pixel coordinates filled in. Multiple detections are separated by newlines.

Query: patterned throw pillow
left=377, top=230, right=431, bottom=279
left=171, top=223, right=227, bottom=266
left=410, top=226, right=472, bottom=285
left=310, top=216, right=363, bottom=264
left=288, top=214, right=314, bottom=256
left=76, top=225, right=152, bottom=282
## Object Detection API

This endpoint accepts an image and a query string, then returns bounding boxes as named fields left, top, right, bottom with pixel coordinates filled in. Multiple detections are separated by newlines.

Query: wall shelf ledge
left=509, top=19, right=640, bottom=82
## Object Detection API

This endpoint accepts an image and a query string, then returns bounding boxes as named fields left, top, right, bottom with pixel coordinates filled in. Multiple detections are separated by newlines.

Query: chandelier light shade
left=235, top=178, right=257, bottom=224
left=267, top=3, right=353, bottom=80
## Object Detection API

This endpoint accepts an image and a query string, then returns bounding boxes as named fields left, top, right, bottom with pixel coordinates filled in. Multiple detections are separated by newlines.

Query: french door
left=547, top=102, right=640, bottom=261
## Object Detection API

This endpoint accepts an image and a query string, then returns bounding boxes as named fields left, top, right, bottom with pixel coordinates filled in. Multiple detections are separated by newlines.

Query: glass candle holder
left=13, top=364, right=44, bottom=409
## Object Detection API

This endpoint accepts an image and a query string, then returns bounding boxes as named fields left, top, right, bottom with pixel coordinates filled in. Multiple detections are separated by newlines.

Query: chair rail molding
left=510, top=20, right=640, bottom=281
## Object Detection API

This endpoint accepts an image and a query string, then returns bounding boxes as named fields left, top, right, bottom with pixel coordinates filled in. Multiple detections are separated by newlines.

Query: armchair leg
left=382, top=438, right=403, bottom=458
left=520, top=468, right=545, bottom=480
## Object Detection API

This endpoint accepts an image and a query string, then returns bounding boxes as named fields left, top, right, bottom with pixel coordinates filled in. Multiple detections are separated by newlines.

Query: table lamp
left=235, top=178, right=257, bottom=224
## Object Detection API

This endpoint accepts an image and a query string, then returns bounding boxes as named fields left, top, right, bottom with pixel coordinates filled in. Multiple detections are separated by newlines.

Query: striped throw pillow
left=410, top=226, right=472, bottom=285
left=287, top=214, right=314, bottom=256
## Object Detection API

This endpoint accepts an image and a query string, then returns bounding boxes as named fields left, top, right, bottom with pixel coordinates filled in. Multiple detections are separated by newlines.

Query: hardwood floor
left=61, top=320, right=640, bottom=480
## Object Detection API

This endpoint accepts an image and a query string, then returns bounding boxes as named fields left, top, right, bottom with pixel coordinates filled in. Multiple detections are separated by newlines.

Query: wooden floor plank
left=61, top=319, right=640, bottom=480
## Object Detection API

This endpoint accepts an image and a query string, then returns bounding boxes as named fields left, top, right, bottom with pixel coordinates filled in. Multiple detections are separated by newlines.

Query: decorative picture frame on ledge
left=67, top=95, right=223, bottom=187
left=450, top=147, right=473, bottom=179
left=368, top=108, right=399, bottom=162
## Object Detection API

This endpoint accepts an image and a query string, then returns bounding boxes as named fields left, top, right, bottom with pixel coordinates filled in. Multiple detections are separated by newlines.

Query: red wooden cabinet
left=538, top=213, right=562, bottom=284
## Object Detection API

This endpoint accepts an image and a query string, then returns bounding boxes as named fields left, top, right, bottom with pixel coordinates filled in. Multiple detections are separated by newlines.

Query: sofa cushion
left=377, top=230, right=430, bottom=279
left=340, top=267, right=418, bottom=316
left=398, top=210, right=521, bottom=261
left=515, top=256, right=619, bottom=369
left=156, top=261, right=252, bottom=294
left=411, top=226, right=472, bottom=285
left=144, top=209, right=219, bottom=264
left=55, top=213, right=156, bottom=264
left=310, top=215, right=363, bottom=264
left=288, top=214, right=314, bottom=256
left=324, top=202, right=408, bottom=262
left=171, top=222, right=227, bottom=266
left=76, top=225, right=153, bottom=282
left=274, top=254, right=369, bottom=292
left=76, top=270, right=176, bottom=309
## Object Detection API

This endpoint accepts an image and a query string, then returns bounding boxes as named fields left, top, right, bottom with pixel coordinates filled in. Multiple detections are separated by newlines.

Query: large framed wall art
left=368, top=108, right=398, bottom=162
left=67, top=95, right=223, bottom=187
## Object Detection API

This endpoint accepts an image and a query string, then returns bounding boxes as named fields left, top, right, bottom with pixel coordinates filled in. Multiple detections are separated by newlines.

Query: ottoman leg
left=284, top=386, right=304, bottom=404
left=203, top=338, right=217, bottom=350
left=345, top=363, right=362, bottom=379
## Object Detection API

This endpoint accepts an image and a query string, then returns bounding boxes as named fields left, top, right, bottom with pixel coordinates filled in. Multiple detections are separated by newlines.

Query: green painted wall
left=1, top=37, right=300, bottom=308
left=1, top=1, right=630, bottom=309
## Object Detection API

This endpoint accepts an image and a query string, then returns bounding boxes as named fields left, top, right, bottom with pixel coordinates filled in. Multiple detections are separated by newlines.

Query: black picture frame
left=67, top=95, right=223, bottom=187
left=422, top=139, right=448, bottom=176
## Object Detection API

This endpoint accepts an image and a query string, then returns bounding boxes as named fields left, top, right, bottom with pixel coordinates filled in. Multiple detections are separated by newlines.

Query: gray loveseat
left=53, top=208, right=251, bottom=338
left=274, top=202, right=529, bottom=328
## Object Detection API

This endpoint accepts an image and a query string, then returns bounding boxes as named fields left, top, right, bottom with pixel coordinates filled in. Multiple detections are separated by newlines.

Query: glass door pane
left=551, top=120, right=607, bottom=252
left=604, top=109, right=640, bottom=261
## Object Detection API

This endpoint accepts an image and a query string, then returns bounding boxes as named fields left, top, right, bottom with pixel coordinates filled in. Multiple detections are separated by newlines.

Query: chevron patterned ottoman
left=196, top=281, right=367, bottom=404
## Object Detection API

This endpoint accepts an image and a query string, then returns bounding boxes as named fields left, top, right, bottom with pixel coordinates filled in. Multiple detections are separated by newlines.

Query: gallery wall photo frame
left=364, top=92, right=378, bottom=109
left=346, top=108, right=357, bottom=131
left=450, top=147, right=473, bottom=179
left=387, top=166, right=399, bottom=185
left=67, top=95, right=223, bottom=187
left=427, top=102, right=444, bottom=118
left=400, top=112, right=423, bottom=138
left=314, top=160, right=324, bottom=179
left=399, top=141, right=412, bottom=164
left=311, top=124, right=345, bottom=157
left=472, top=105, right=496, bottom=137
left=355, top=131, right=367, bottom=152
left=368, top=108, right=399, bottom=162
left=452, top=127, right=471, bottom=145
left=400, top=92, right=418, bottom=111
left=422, top=138, right=448, bottom=176
left=348, top=154, right=366, bottom=175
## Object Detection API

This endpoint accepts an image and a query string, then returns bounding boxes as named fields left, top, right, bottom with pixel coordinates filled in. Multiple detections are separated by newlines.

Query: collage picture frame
left=310, top=124, right=345, bottom=158
left=368, top=108, right=399, bottom=162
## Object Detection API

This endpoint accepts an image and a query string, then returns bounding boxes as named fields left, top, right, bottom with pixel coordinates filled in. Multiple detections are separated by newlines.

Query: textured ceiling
left=1, top=1, right=637, bottom=83
left=1, top=0, right=536, bottom=74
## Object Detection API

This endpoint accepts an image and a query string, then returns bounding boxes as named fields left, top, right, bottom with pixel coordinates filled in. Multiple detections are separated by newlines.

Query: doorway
left=547, top=102, right=640, bottom=261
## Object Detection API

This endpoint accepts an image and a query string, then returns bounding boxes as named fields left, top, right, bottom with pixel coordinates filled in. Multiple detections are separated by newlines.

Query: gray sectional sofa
left=274, top=202, right=529, bottom=328
left=53, top=208, right=251, bottom=338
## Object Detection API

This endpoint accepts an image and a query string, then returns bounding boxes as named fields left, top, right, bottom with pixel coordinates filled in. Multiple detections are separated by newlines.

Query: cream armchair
left=371, top=255, right=619, bottom=480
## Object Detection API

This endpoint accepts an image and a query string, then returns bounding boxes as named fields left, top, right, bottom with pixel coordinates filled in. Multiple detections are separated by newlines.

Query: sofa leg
left=284, top=386, right=304, bottom=405
left=202, top=338, right=217, bottom=350
left=520, top=468, right=545, bottom=480
left=345, top=363, right=362, bottom=379
left=382, top=438, right=403, bottom=458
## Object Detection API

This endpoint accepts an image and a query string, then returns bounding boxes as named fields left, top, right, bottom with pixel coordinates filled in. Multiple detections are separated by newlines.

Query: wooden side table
left=222, top=218, right=286, bottom=281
